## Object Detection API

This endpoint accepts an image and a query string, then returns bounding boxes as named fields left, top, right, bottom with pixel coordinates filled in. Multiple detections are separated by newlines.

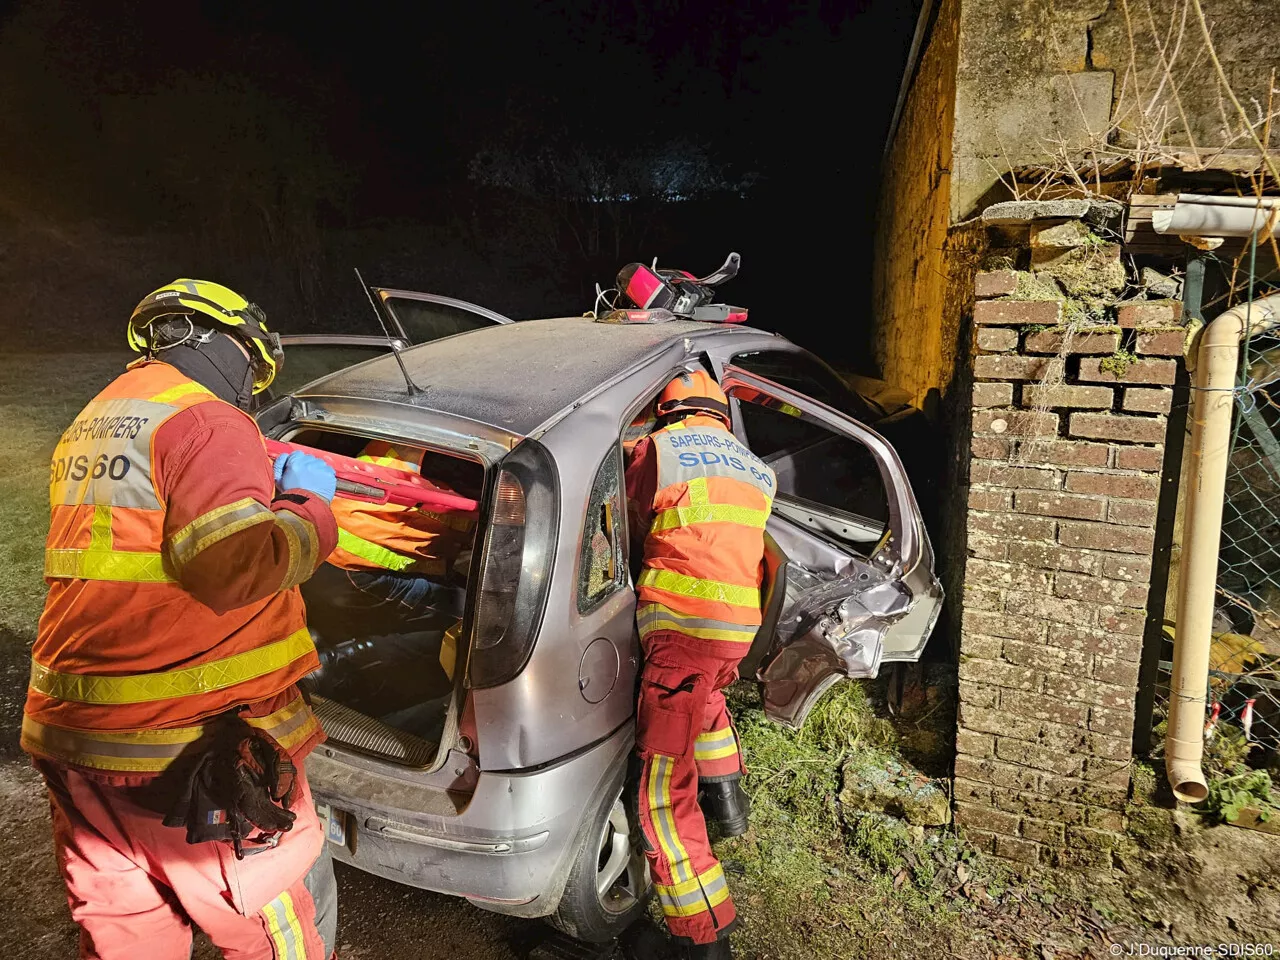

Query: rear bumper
left=306, top=722, right=632, bottom=917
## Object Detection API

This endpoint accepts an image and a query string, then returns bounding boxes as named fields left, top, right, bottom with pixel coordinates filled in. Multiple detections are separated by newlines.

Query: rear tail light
left=469, top=440, right=558, bottom=688
left=472, top=471, right=526, bottom=650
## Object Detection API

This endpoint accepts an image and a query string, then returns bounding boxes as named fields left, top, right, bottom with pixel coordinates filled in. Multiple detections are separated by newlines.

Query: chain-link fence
left=1152, top=323, right=1280, bottom=780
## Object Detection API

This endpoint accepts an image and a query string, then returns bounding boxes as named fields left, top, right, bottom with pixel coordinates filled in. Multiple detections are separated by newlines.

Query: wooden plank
left=1225, top=804, right=1280, bottom=835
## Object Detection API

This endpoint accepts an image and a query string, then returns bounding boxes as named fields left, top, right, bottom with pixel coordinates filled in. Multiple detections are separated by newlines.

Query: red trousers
left=635, top=633, right=745, bottom=945
left=39, top=760, right=335, bottom=960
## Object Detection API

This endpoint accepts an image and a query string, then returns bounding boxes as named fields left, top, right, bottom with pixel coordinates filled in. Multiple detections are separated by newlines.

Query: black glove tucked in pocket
left=163, top=714, right=299, bottom=859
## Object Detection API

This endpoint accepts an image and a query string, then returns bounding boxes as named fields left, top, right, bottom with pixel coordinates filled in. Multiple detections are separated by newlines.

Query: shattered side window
left=731, top=349, right=874, bottom=423
left=578, top=447, right=627, bottom=614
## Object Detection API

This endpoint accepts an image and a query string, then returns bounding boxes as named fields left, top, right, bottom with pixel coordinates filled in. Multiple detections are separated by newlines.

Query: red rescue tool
left=265, top=438, right=479, bottom=514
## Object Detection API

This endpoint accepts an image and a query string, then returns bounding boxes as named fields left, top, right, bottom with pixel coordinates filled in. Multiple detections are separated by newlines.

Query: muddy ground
left=5, top=627, right=1278, bottom=959
left=0, top=631, right=541, bottom=960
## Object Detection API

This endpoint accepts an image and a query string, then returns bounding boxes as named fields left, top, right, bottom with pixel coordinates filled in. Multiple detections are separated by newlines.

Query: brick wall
left=871, top=0, right=965, bottom=409
left=952, top=273, right=1184, bottom=868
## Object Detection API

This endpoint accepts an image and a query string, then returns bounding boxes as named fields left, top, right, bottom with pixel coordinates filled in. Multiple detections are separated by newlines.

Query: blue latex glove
left=273, top=451, right=337, bottom=503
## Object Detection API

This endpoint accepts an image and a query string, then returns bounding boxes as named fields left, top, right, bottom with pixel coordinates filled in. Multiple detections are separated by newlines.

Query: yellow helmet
left=128, top=279, right=284, bottom=393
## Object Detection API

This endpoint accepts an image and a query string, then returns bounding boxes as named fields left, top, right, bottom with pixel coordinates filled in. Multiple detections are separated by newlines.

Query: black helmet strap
left=655, top=396, right=730, bottom=419
left=158, top=324, right=257, bottom=409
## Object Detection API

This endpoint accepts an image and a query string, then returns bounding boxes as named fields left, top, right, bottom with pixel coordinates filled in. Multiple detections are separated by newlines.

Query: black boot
left=684, top=938, right=733, bottom=959
left=698, top=778, right=750, bottom=837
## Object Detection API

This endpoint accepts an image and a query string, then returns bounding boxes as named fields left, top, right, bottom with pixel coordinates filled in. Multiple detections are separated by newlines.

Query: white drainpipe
left=1153, top=194, right=1280, bottom=239
left=1168, top=293, right=1280, bottom=802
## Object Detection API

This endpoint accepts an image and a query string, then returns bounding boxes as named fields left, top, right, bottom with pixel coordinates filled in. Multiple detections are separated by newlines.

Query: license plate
left=315, top=803, right=347, bottom=846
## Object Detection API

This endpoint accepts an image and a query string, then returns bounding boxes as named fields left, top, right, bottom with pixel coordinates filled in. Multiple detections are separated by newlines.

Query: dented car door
left=721, top=366, right=943, bottom=729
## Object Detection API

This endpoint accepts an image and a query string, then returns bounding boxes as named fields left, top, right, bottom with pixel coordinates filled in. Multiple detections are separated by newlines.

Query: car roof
left=296, top=315, right=753, bottom=436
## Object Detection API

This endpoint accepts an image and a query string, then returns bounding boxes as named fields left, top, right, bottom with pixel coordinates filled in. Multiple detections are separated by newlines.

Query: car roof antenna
left=355, top=267, right=423, bottom=396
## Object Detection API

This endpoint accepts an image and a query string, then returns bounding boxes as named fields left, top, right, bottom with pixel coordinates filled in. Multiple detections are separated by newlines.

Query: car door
left=720, top=364, right=943, bottom=730
left=267, top=334, right=409, bottom=399
left=374, top=288, right=511, bottom=344
left=262, top=290, right=509, bottom=402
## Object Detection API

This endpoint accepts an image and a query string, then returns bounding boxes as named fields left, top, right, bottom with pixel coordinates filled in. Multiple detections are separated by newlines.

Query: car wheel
left=549, top=788, right=651, bottom=943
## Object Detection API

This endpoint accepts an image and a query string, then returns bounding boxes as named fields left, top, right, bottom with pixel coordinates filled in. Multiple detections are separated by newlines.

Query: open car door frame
left=374, top=288, right=512, bottom=343
left=721, top=365, right=944, bottom=730
left=268, top=290, right=509, bottom=400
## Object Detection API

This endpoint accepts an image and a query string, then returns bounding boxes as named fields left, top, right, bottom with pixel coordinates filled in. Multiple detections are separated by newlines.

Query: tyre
left=549, top=787, right=651, bottom=942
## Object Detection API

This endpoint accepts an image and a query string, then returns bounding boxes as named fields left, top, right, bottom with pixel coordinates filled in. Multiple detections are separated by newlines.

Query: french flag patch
left=207, top=809, right=228, bottom=825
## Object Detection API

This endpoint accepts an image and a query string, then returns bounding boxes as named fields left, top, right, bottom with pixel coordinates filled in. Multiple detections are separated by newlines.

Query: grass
left=0, top=353, right=128, bottom=633
left=716, top=681, right=977, bottom=959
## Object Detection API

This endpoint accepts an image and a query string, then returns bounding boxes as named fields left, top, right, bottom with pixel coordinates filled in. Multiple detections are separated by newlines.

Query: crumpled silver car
left=258, top=294, right=943, bottom=942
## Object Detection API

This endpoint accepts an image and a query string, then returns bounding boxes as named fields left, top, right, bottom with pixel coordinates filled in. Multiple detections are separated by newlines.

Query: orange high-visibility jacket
left=327, top=440, right=475, bottom=578
left=22, top=361, right=337, bottom=779
left=627, top=415, right=776, bottom=651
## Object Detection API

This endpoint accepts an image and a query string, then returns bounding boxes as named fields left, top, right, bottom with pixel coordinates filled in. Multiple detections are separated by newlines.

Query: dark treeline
left=0, top=0, right=915, bottom=366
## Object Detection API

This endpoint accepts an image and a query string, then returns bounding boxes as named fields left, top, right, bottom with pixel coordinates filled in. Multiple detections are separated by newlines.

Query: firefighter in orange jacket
left=22, top=280, right=340, bottom=960
left=625, top=369, right=775, bottom=959
left=323, top=440, right=474, bottom=619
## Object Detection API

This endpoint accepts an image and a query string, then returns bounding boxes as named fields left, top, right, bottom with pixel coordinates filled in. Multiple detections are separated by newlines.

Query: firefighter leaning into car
left=320, top=439, right=474, bottom=621
left=21, top=280, right=341, bottom=960
left=625, top=369, right=775, bottom=959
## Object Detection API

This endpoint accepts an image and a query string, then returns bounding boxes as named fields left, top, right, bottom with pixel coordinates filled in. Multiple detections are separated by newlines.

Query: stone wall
left=1091, top=0, right=1280, bottom=154
left=952, top=0, right=1115, bottom=219
left=951, top=0, right=1280, bottom=220
left=952, top=234, right=1185, bottom=867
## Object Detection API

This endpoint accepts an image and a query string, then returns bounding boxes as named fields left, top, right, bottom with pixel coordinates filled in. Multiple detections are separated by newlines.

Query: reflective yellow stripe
left=336, top=528, right=415, bottom=572
left=168, top=497, right=273, bottom=570
left=358, top=453, right=404, bottom=468
left=90, top=503, right=113, bottom=550
left=654, top=864, right=731, bottom=917
left=654, top=864, right=726, bottom=898
left=29, top=628, right=315, bottom=705
left=262, top=899, right=292, bottom=959
left=687, top=476, right=709, bottom=507
left=635, top=602, right=758, bottom=643
left=694, top=742, right=739, bottom=761
left=147, top=381, right=214, bottom=404
left=46, top=503, right=176, bottom=582
left=276, top=509, right=319, bottom=589
left=279, top=891, right=307, bottom=959
left=638, top=568, right=759, bottom=609
left=21, top=697, right=319, bottom=773
left=694, top=728, right=738, bottom=761
left=650, top=502, right=771, bottom=533
left=44, top=547, right=175, bottom=583
left=647, top=755, right=695, bottom=884
left=21, top=715, right=201, bottom=772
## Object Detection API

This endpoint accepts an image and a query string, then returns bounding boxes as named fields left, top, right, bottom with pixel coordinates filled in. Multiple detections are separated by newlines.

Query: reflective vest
left=22, top=361, right=321, bottom=774
left=635, top=416, right=776, bottom=648
left=327, top=441, right=475, bottom=577
left=623, top=406, right=658, bottom=455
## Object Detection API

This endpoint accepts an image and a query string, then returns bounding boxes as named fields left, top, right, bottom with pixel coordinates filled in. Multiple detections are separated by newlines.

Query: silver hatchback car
left=257, top=306, right=942, bottom=942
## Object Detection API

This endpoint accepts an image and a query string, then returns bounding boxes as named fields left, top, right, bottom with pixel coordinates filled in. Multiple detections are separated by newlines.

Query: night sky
left=0, top=0, right=917, bottom=366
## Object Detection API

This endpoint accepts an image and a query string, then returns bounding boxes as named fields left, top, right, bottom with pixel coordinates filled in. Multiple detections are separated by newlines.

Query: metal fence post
left=1132, top=255, right=1203, bottom=756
